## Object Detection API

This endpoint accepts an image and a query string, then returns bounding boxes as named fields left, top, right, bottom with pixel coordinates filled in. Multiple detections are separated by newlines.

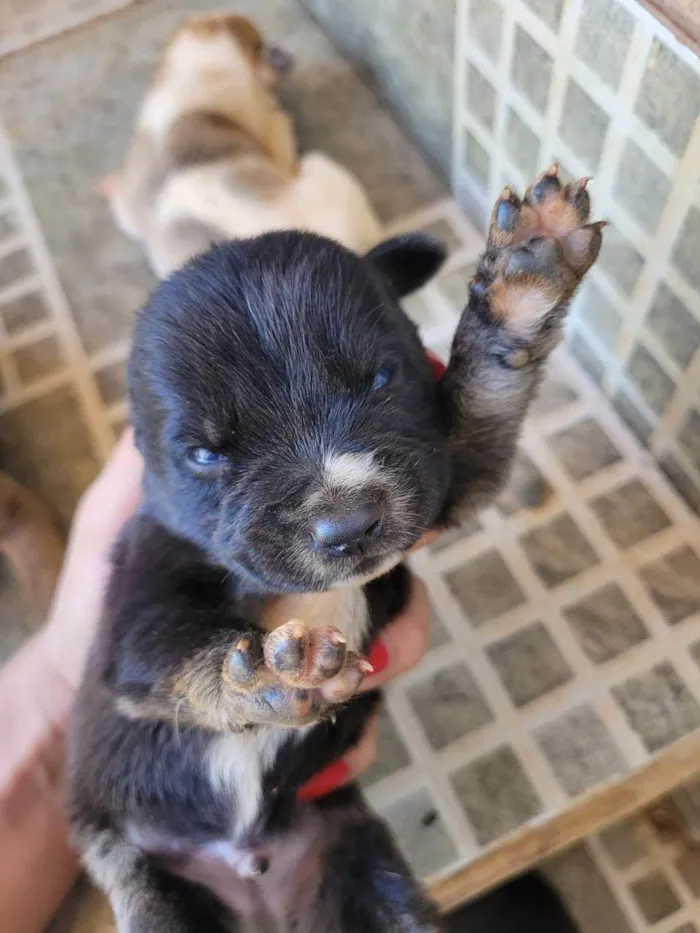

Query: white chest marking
left=206, top=727, right=291, bottom=837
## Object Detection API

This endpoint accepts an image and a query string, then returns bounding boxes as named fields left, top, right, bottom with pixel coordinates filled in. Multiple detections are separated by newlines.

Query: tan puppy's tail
left=0, top=472, right=64, bottom=622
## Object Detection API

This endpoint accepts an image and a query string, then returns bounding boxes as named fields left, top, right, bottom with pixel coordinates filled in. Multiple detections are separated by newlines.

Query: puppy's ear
left=366, top=233, right=447, bottom=297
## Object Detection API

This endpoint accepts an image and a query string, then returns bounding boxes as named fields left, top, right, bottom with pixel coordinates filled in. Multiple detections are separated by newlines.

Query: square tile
left=673, top=205, right=700, bottom=293
left=420, top=218, right=464, bottom=255
left=487, top=622, right=572, bottom=708
left=630, top=870, right=682, bottom=924
left=511, top=26, right=553, bottom=114
left=647, top=282, right=700, bottom=369
left=558, top=80, right=609, bottom=172
left=497, top=451, right=549, bottom=515
left=625, top=343, right=675, bottom=416
left=13, top=335, right=63, bottom=384
left=529, top=373, right=578, bottom=417
left=598, top=225, right=644, bottom=297
left=660, top=449, right=700, bottom=516
left=679, top=408, right=700, bottom=473
left=599, top=821, right=647, bottom=869
left=575, top=0, right=634, bottom=91
left=95, top=360, right=127, bottom=407
left=535, top=705, right=625, bottom=796
left=614, top=140, right=671, bottom=234
left=612, top=386, right=654, bottom=447
left=569, top=329, right=606, bottom=385
left=428, top=604, right=451, bottom=650
left=546, top=845, right=636, bottom=933
left=446, top=549, right=526, bottom=625
left=639, top=545, right=700, bottom=625
left=403, top=293, right=437, bottom=330
left=549, top=418, right=622, bottom=481
left=0, top=290, right=49, bottom=334
left=0, top=210, right=19, bottom=240
left=0, top=248, right=33, bottom=289
left=360, top=706, right=411, bottom=786
left=430, top=516, right=482, bottom=554
left=469, top=0, right=503, bottom=62
left=612, top=662, right=700, bottom=752
left=466, top=63, right=496, bottom=132
left=522, top=0, right=563, bottom=32
left=564, top=583, right=649, bottom=664
left=451, top=745, right=543, bottom=844
left=590, top=478, right=671, bottom=548
left=676, top=849, right=700, bottom=897
left=521, top=514, right=599, bottom=587
left=408, top=661, right=493, bottom=748
left=636, top=39, right=700, bottom=156
left=380, top=789, right=457, bottom=879
left=0, top=385, right=100, bottom=521
left=504, top=107, right=540, bottom=177
left=463, top=129, right=490, bottom=185
left=576, top=280, right=622, bottom=350
left=436, top=262, right=474, bottom=308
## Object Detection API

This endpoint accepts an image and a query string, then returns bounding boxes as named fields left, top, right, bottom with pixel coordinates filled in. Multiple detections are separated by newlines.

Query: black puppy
left=67, top=167, right=602, bottom=933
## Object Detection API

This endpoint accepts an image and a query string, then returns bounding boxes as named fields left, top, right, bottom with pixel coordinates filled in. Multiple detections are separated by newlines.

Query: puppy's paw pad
left=264, top=621, right=350, bottom=688
left=486, top=166, right=604, bottom=330
left=225, top=635, right=264, bottom=687
left=319, top=653, right=373, bottom=705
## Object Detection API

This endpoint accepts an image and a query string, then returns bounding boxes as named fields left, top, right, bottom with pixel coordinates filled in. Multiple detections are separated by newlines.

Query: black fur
left=67, top=220, right=594, bottom=933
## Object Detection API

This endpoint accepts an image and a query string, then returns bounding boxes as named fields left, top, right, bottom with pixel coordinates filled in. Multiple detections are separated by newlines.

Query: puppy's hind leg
left=296, top=789, right=442, bottom=933
left=78, top=827, right=235, bottom=933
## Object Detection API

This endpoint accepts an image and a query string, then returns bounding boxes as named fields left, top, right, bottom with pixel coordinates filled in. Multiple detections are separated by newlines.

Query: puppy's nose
left=312, top=502, right=382, bottom=556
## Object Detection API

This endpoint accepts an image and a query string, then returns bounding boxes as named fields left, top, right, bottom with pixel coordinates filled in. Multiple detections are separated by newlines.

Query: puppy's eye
left=372, top=367, right=393, bottom=390
left=190, top=447, right=228, bottom=468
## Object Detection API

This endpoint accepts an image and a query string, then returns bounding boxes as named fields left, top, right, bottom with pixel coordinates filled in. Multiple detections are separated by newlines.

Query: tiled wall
left=454, top=0, right=700, bottom=514
left=300, top=0, right=456, bottom=177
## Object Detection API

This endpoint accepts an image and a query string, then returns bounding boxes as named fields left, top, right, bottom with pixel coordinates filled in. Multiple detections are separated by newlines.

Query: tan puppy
left=105, top=14, right=383, bottom=276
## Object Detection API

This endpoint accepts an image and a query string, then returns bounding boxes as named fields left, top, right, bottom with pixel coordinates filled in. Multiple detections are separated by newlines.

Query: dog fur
left=106, top=14, right=383, bottom=277
left=67, top=167, right=603, bottom=932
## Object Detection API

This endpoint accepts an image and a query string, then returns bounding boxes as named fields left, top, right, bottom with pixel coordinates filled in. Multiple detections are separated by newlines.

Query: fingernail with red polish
left=298, top=759, right=350, bottom=801
left=366, top=640, right=389, bottom=675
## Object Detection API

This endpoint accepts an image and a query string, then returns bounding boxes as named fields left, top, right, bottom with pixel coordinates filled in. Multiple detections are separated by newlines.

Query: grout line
left=0, top=126, right=114, bottom=460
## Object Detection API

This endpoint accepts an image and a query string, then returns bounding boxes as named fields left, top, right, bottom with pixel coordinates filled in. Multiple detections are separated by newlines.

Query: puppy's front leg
left=439, top=166, right=603, bottom=523
left=173, top=618, right=372, bottom=730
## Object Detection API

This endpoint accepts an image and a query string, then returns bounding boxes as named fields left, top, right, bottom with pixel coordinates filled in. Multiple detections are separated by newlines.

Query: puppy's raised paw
left=478, top=166, right=605, bottom=341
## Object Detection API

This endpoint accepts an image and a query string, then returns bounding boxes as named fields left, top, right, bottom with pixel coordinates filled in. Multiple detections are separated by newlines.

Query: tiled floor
left=1, top=2, right=700, bottom=932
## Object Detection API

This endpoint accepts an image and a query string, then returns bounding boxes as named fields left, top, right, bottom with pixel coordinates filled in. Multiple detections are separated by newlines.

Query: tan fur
left=108, top=15, right=382, bottom=277
left=260, top=587, right=369, bottom=651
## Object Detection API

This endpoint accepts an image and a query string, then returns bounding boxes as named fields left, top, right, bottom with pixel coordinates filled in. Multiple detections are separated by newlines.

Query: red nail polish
left=367, top=640, right=389, bottom=675
left=298, top=759, right=350, bottom=801
left=425, top=350, right=447, bottom=381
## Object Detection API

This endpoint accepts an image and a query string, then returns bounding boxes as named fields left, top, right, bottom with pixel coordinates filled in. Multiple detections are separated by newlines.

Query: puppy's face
left=130, top=232, right=448, bottom=593
left=163, top=14, right=294, bottom=90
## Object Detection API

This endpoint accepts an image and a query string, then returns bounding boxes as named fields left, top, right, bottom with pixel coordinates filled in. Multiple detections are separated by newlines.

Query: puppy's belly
left=129, top=807, right=327, bottom=930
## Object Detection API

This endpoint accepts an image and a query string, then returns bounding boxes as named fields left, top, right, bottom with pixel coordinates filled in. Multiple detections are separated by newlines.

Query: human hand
left=40, top=429, right=143, bottom=691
